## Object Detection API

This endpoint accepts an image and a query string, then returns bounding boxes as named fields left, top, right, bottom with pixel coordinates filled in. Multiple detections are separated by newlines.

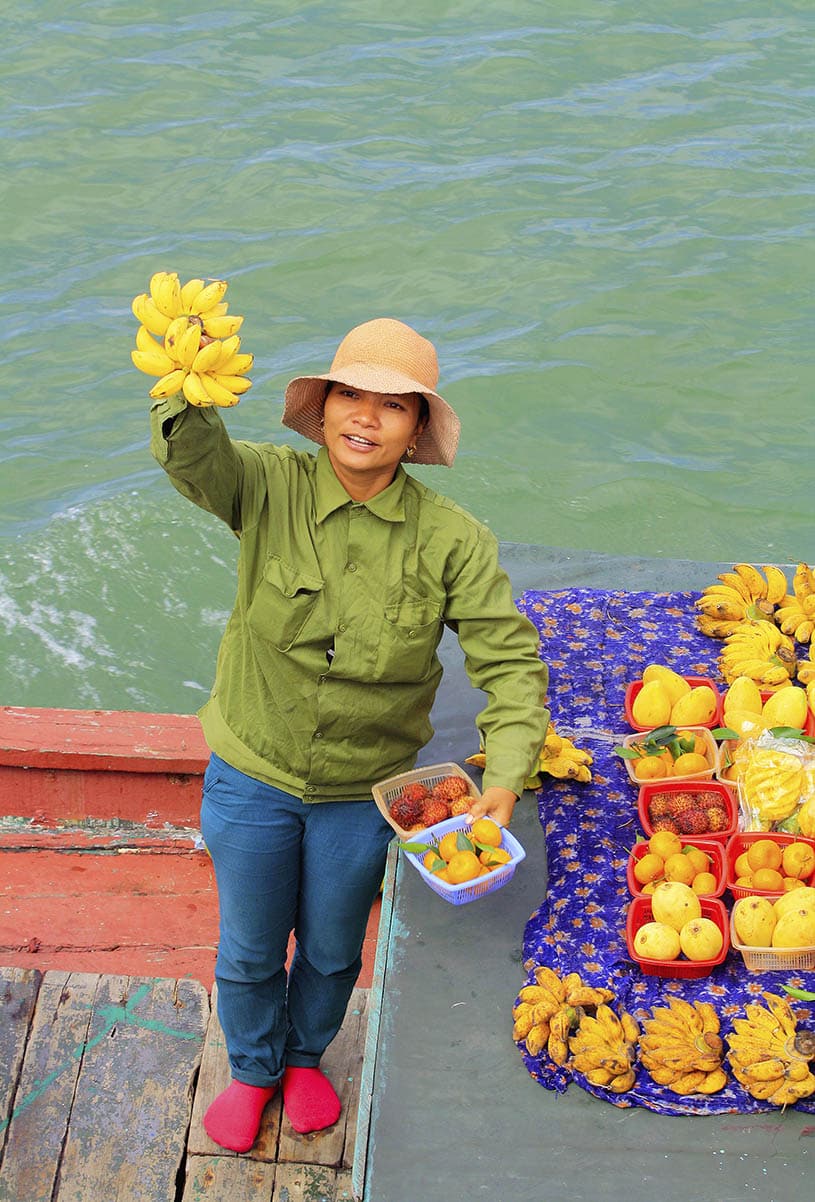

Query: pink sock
left=282, top=1066, right=342, bottom=1134
left=203, top=1080, right=277, bottom=1153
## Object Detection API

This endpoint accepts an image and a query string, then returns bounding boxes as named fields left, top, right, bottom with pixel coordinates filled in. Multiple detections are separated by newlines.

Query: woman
left=149, top=316, right=549, bottom=1151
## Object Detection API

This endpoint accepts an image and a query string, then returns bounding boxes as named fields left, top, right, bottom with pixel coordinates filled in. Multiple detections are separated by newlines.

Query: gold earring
left=406, top=445, right=416, bottom=459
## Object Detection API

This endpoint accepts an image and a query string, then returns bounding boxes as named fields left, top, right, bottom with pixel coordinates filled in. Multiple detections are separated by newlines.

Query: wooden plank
left=0, top=971, right=96, bottom=1202
left=0, top=967, right=41, bottom=1168
left=53, top=974, right=208, bottom=1202
left=0, top=707, right=209, bottom=773
left=277, top=989, right=369, bottom=1169
left=181, top=1154, right=276, bottom=1200
left=0, top=763, right=205, bottom=827
left=272, top=1163, right=341, bottom=1201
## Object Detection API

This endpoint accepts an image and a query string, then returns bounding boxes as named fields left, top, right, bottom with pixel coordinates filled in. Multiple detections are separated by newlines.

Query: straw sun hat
left=282, top=317, right=461, bottom=466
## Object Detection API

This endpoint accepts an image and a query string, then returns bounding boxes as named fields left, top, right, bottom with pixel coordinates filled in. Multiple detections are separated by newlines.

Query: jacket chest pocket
left=373, top=596, right=443, bottom=683
left=248, top=556, right=325, bottom=651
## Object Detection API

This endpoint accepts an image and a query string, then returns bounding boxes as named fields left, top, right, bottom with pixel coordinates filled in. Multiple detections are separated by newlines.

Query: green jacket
left=150, top=397, right=549, bottom=801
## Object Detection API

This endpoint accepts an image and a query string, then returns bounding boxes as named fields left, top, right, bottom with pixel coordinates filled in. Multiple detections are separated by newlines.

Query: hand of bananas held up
left=130, top=271, right=253, bottom=408
left=725, top=992, right=815, bottom=1107
left=638, top=997, right=728, bottom=1096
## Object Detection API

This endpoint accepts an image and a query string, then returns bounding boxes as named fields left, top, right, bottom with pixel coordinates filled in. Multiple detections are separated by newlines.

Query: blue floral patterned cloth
left=514, top=587, right=815, bottom=1116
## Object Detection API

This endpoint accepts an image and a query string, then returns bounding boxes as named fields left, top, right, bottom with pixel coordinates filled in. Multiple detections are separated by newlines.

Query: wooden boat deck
left=1, top=965, right=368, bottom=1201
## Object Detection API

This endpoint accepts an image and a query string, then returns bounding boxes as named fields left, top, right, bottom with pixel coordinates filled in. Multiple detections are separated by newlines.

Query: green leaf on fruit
left=769, top=726, right=815, bottom=744
left=399, top=840, right=432, bottom=853
left=712, top=726, right=738, bottom=741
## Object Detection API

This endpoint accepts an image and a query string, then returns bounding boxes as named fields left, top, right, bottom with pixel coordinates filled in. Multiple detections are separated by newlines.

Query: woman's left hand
left=467, top=786, right=518, bottom=828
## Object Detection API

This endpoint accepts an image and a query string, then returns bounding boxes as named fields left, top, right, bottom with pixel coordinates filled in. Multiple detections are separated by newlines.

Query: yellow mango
left=761, top=686, right=808, bottom=730
left=670, top=685, right=717, bottom=726
left=642, top=664, right=691, bottom=705
left=732, top=895, right=777, bottom=947
left=771, top=907, right=815, bottom=948
left=723, top=676, right=763, bottom=716
left=774, top=886, right=815, bottom=919
left=632, top=679, right=672, bottom=728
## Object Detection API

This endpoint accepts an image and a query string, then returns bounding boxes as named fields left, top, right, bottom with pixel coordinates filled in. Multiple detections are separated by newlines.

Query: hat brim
left=282, top=363, right=460, bottom=467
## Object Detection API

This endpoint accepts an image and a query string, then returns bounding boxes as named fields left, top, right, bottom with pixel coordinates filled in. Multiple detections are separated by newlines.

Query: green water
left=1, top=2, right=813, bottom=711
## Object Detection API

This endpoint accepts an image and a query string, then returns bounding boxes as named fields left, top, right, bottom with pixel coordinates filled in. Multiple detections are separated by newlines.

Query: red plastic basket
left=624, top=675, right=723, bottom=732
left=627, top=837, right=726, bottom=898
left=637, top=778, right=738, bottom=841
left=626, top=895, right=730, bottom=978
left=725, top=831, right=815, bottom=899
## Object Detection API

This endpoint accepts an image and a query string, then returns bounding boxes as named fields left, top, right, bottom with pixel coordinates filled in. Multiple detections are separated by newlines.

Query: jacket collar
left=315, top=447, right=407, bottom=524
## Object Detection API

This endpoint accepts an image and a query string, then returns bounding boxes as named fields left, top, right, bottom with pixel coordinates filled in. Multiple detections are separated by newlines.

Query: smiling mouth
left=343, top=434, right=378, bottom=448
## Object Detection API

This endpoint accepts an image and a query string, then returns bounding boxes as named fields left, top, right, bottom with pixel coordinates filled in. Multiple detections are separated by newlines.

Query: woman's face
left=322, top=384, right=427, bottom=500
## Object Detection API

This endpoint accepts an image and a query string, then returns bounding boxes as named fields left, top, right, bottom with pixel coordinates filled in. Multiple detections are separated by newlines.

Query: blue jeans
left=200, top=753, right=394, bottom=1087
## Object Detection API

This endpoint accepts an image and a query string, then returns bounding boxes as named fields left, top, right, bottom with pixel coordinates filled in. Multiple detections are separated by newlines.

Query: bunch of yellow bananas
left=568, top=1002, right=640, bottom=1094
left=131, top=271, right=253, bottom=408
left=466, top=722, right=593, bottom=789
left=512, top=964, right=615, bottom=1066
left=695, top=564, right=787, bottom=639
left=638, top=997, right=728, bottom=1096
left=718, top=620, right=797, bottom=687
left=775, top=563, right=815, bottom=645
left=537, top=725, right=593, bottom=783
left=726, top=992, right=815, bottom=1107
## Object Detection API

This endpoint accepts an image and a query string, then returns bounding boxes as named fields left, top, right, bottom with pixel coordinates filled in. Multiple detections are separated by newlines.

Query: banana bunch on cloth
left=131, top=271, right=253, bottom=408
left=718, top=621, right=797, bottom=687
left=568, top=1001, right=640, bottom=1094
left=513, top=965, right=614, bottom=1063
left=467, top=721, right=593, bottom=787
left=638, top=997, right=728, bottom=1096
left=726, top=992, right=815, bottom=1108
left=775, top=563, right=815, bottom=646
left=694, top=563, right=787, bottom=636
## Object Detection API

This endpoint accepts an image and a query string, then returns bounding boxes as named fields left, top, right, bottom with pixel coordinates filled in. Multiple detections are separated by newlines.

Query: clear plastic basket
left=729, top=912, right=815, bottom=973
left=371, top=761, right=481, bottom=839
left=401, top=814, right=526, bottom=906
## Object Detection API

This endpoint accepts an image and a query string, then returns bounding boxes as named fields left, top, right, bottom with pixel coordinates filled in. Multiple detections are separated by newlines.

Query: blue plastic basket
left=402, top=814, right=526, bottom=906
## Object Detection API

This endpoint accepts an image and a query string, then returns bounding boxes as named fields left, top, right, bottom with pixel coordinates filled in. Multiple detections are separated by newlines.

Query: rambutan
left=650, top=816, right=679, bottom=834
left=389, top=796, right=423, bottom=828
left=432, top=775, right=470, bottom=802
left=668, top=791, right=696, bottom=817
left=675, top=808, right=708, bottom=835
left=399, top=782, right=431, bottom=805
left=449, top=796, right=472, bottom=817
left=419, top=798, right=451, bottom=827
left=647, top=795, right=674, bottom=820
left=705, top=806, right=729, bottom=833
